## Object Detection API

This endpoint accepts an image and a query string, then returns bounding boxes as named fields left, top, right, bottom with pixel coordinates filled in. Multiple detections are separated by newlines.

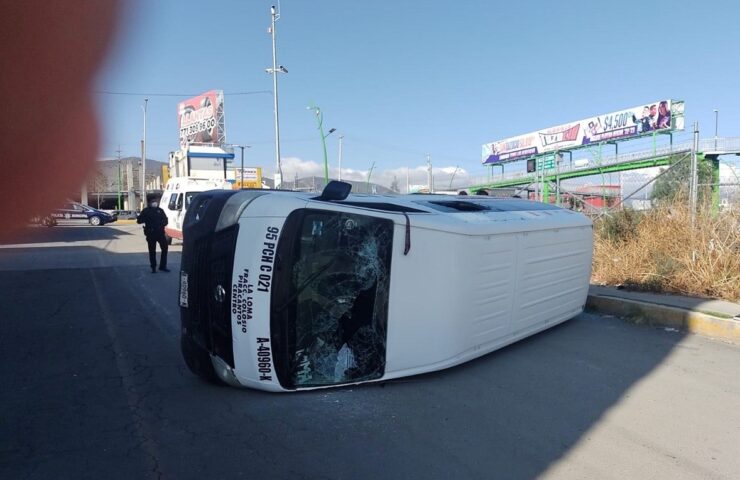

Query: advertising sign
left=178, top=90, right=225, bottom=148
left=482, top=99, right=682, bottom=164
left=234, top=167, right=263, bottom=189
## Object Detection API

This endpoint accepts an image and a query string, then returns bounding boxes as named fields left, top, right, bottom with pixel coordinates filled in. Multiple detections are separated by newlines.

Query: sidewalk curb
left=586, top=294, right=740, bottom=345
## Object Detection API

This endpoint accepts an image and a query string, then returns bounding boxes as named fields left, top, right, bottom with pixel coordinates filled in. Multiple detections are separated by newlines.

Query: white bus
left=179, top=182, right=593, bottom=391
left=160, top=177, right=231, bottom=243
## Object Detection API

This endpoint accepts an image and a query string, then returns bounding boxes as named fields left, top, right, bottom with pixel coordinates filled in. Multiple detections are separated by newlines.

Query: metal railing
left=700, top=136, right=740, bottom=153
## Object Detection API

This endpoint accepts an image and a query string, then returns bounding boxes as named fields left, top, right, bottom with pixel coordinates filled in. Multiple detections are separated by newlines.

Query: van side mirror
left=316, top=180, right=352, bottom=201
left=176, top=197, right=183, bottom=211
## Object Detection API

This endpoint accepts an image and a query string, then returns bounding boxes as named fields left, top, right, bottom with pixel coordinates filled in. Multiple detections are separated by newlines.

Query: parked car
left=49, top=201, right=118, bottom=226
left=179, top=182, right=593, bottom=392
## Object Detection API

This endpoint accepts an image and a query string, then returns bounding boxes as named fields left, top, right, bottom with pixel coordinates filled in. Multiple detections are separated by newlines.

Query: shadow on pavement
left=5, top=224, right=134, bottom=244
left=0, top=235, right=689, bottom=479
left=0, top=246, right=181, bottom=271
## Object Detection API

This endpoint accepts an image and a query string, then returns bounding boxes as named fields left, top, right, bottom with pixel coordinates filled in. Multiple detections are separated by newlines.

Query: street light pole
left=307, top=105, right=335, bottom=184
left=239, top=146, right=245, bottom=188
left=116, top=145, right=122, bottom=210
left=267, top=5, right=286, bottom=189
left=367, top=161, right=376, bottom=192
left=338, top=134, right=344, bottom=181
left=142, top=98, right=148, bottom=209
left=690, top=121, right=699, bottom=228
left=449, top=165, right=460, bottom=190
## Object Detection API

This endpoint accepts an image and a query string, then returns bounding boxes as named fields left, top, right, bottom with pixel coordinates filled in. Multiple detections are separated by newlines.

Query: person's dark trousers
left=147, top=234, right=168, bottom=271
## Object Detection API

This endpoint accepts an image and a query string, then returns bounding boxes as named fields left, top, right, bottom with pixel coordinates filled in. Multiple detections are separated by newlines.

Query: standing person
left=137, top=199, right=169, bottom=273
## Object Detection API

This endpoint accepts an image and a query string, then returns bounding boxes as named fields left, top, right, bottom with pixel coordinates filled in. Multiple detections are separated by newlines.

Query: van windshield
left=185, top=192, right=199, bottom=209
left=271, top=209, right=393, bottom=389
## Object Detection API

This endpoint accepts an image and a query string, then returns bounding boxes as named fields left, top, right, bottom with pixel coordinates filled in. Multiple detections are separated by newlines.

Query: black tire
left=165, top=234, right=173, bottom=245
left=89, top=215, right=102, bottom=226
left=181, top=334, right=222, bottom=384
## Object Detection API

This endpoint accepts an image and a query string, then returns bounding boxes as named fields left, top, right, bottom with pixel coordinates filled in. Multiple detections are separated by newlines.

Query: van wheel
left=165, top=234, right=173, bottom=245
left=89, top=216, right=102, bottom=226
left=181, top=334, right=222, bottom=384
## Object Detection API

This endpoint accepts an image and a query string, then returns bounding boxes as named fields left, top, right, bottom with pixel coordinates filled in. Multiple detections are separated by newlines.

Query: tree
left=650, top=154, right=713, bottom=204
left=85, top=169, right=107, bottom=208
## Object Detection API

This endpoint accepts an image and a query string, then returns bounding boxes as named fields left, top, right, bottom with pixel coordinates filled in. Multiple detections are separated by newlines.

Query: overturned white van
left=179, top=182, right=593, bottom=391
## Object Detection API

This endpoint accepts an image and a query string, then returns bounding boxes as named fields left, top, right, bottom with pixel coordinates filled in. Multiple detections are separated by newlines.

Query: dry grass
left=592, top=203, right=740, bottom=301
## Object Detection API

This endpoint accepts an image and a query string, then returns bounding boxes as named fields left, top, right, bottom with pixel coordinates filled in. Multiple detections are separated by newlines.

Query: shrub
left=592, top=203, right=740, bottom=301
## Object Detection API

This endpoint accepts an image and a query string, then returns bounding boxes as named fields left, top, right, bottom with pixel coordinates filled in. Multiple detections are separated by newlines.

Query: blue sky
left=97, top=0, right=740, bottom=189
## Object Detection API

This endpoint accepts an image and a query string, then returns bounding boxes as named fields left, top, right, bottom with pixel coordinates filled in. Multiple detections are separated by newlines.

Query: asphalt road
left=1, top=224, right=739, bottom=480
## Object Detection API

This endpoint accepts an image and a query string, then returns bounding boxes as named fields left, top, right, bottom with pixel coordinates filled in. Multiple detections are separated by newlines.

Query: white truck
left=179, top=181, right=593, bottom=391
left=160, top=177, right=232, bottom=243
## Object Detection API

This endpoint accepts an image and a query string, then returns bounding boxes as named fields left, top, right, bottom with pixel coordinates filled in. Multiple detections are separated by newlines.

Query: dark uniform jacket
left=137, top=207, right=168, bottom=239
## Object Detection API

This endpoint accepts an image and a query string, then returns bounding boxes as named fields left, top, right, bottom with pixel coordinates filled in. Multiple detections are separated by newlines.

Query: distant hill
left=284, top=176, right=396, bottom=194
left=86, top=159, right=399, bottom=196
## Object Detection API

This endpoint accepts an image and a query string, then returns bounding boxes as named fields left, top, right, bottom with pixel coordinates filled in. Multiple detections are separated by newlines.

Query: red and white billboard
left=178, top=90, right=225, bottom=147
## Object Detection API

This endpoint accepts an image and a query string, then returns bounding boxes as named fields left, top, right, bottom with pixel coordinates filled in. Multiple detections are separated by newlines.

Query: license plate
left=179, top=271, right=189, bottom=308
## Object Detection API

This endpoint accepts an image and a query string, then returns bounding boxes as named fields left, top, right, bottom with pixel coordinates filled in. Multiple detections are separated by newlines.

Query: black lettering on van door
left=257, top=227, right=279, bottom=293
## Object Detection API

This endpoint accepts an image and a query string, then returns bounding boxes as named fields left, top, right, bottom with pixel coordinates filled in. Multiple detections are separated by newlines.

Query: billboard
left=178, top=90, right=225, bottom=148
left=482, top=99, right=683, bottom=164
left=233, top=167, right=263, bottom=189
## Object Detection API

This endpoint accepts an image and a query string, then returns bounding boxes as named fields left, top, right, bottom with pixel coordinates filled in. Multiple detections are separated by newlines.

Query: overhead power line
left=93, top=90, right=272, bottom=97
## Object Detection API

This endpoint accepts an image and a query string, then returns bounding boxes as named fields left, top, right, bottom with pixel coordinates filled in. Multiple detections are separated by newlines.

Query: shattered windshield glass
left=271, top=209, right=393, bottom=388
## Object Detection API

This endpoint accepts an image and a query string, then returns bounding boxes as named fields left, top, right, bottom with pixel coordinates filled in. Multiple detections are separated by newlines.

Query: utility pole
left=338, top=134, right=344, bottom=181
left=541, top=157, right=546, bottom=202
left=406, top=167, right=410, bottom=194
left=690, top=122, right=699, bottom=228
left=555, top=153, right=561, bottom=206
left=713, top=109, right=719, bottom=150
left=116, top=145, right=122, bottom=210
left=232, top=145, right=249, bottom=189
left=426, top=153, right=433, bottom=193
left=141, top=98, right=148, bottom=209
left=140, top=140, right=145, bottom=207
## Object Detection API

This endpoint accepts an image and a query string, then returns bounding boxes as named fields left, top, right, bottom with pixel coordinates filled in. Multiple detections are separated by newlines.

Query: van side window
left=167, top=193, right=179, bottom=210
